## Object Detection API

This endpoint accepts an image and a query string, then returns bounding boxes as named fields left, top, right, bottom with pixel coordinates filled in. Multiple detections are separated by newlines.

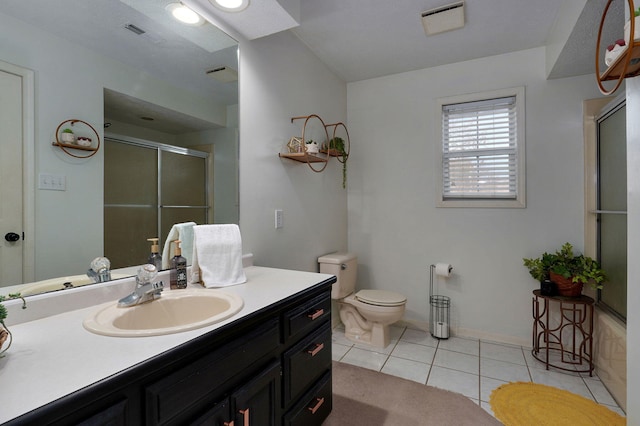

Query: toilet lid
left=355, top=290, right=406, bottom=306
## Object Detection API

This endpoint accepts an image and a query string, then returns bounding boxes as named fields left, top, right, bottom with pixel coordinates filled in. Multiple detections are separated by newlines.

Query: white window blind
left=442, top=96, right=518, bottom=200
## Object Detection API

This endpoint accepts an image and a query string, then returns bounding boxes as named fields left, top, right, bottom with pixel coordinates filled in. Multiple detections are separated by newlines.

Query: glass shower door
left=104, top=141, right=158, bottom=269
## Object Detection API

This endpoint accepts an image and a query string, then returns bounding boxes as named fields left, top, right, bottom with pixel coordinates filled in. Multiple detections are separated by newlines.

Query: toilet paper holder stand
left=429, top=263, right=452, bottom=340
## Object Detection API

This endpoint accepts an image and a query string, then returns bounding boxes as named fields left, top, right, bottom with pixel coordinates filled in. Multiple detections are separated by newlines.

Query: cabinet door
left=189, top=398, right=232, bottom=426
left=232, top=362, right=281, bottom=426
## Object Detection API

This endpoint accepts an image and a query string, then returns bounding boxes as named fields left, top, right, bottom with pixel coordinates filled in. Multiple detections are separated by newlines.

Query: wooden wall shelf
left=279, top=152, right=327, bottom=163
left=600, top=44, right=640, bottom=81
left=596, top=0, right=638, bottom=95
left=53, top=119, right=101, bottom=159
left=52, top=142, right=98, bottom=152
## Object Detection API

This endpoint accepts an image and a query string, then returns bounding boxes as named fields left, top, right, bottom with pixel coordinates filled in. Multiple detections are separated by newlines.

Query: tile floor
left=332, top=324, right=626, bottom=419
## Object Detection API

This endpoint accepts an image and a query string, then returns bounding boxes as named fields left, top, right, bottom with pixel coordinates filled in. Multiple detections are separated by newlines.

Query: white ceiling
left=2, top=0, right=621, bottom=132
left=288, top=0, right=623, bottom=82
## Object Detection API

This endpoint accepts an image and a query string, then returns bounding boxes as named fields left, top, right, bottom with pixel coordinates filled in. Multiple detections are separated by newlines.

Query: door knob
left=4, top=232, right=20, bottom=242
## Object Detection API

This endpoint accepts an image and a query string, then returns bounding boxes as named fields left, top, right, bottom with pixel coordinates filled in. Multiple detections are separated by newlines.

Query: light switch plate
left=275, top=209, right=283, bottom=229
left=39, top=173, right=66, bottom=191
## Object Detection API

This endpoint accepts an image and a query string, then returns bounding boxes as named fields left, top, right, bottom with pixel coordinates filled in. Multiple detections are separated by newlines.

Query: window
left=437, top=87, right=525, bottom=208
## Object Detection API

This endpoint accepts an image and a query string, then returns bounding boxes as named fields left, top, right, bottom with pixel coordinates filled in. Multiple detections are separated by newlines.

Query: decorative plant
left=327, top=136, right=348, bottom=189
left=523, top=243, right=607, bottom=290
left=62, top=128, right=74, bottom=134
left=0, top=293, right=27, bottom=356
left=635, top=7, right=640, bottom=17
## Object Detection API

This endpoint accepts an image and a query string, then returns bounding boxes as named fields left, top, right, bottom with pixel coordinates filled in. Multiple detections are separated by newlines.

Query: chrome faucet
left=118, top=264, right=164, bottom=308
left=87, top=256, right=112, bottom=283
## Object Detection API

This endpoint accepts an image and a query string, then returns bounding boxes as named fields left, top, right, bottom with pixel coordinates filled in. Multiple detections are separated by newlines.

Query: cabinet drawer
left=283, top=371, right=332, bottom=426
left=283, top=322, right=331, bottom=405
left=283, top=291, right=331, bottom=341
left=146, top=319, right=280, bottom=426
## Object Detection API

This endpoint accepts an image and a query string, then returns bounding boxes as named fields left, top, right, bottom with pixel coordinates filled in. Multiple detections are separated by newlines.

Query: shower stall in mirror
left=104, top=137, right=210, bottom=269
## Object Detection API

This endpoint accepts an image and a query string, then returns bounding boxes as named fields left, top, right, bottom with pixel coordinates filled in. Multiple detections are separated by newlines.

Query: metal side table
left=532, top=289, right=594, bottom=376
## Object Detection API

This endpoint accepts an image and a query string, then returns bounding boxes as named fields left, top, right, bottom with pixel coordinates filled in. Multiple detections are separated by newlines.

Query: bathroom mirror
left=0, top=0, right=239, bottom=296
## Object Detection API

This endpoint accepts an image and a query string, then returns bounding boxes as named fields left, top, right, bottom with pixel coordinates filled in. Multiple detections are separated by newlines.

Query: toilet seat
left=355, top=289, right=406, bottom=307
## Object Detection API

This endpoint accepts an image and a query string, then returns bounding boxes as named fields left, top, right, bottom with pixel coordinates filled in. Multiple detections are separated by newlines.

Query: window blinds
left=442, top=96, right=518, bottom=199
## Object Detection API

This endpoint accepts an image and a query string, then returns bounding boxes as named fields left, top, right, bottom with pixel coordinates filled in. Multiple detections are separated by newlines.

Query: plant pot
left=60, top=132, right=75, bottom=143
left=625, top=16, right=640, bottom=45
left=305, top=143, right=319, bottom=154
left=549, top=271, right=583, bottom=297
left=0, top=326, right=9, bottom=354
left=540, top=279, right=556, bottom=296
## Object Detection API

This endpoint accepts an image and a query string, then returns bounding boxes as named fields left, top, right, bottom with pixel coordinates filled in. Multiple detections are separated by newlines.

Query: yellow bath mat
left=490, top=382, right=625, bottom=426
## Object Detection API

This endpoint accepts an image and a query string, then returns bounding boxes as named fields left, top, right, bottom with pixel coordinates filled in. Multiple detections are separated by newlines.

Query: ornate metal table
left=532, top=289, right=594, bottom=375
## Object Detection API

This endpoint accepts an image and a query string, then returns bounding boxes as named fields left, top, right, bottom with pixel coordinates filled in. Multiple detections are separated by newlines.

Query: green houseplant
left=0, top=293, right=27, bottom=356
left=523, top=243, right=606, bottom=297
left=326, top=136, right=348, bottom=189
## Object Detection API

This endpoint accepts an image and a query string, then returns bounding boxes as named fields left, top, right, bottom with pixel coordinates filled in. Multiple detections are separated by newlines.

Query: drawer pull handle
left=308, top=397, right=325, bottom=414
left=307, top=342, right=324, bottom=356
left=308, top=309, right=324, bottom=320
left=239, top=408, right=249, bottom=426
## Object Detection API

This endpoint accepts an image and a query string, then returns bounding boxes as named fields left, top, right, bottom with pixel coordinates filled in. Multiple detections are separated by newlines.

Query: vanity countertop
left=0, top=266, right=334, bottom=424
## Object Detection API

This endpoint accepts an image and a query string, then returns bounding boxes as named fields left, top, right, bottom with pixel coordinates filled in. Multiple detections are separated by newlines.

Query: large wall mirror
left=0, top=0, right=239, bottom=297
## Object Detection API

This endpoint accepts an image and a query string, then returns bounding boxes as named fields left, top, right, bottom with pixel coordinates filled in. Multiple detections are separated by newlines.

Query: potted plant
left=523, top=243, right=606, bottom=297
left=60, top=128, right=75, bottom=143
left=305, top=139, right=319, bottom=154
left=0, top=293, right=27, bottom=356
left=325, top=136, right=348, bottom=189
left=624, top=7, right=640, bottom=47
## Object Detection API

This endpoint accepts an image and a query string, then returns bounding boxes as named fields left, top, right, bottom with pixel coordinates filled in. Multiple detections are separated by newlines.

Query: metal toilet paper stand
left=429, top=264, right=452, bottom=339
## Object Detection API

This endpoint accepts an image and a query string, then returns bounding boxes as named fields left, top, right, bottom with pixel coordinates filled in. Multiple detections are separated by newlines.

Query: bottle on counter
left=170, top=239, right=187, bottom=290
left=147, top=238, right=162, bottom=272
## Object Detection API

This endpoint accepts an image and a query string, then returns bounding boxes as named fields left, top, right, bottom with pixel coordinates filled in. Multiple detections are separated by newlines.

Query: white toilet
left=318, top=252, right=406, bottom=348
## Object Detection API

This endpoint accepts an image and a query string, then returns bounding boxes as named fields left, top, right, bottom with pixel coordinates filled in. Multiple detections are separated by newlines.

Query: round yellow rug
left=489, top=382, right=625, bottom=426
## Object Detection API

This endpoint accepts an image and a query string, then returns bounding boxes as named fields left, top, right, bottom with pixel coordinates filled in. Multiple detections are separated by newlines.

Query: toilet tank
left=318, top=252, right=357, bottom=299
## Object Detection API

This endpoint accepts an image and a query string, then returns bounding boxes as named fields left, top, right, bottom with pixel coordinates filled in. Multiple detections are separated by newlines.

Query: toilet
left=318, top=252, right=406, bottom=348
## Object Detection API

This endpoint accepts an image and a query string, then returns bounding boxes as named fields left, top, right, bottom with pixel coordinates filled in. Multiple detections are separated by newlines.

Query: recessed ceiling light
left=166, top=3, right=205, bottom=26
left=211, top=0, right=250, bottom=13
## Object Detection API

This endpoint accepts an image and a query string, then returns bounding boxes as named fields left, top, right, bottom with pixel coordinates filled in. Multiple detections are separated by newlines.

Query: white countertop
left=0, top=266, right=334, bottom=423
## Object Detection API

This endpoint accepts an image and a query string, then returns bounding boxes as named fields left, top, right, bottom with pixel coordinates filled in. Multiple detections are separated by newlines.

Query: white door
left=0, top=68, right=24, bottom=287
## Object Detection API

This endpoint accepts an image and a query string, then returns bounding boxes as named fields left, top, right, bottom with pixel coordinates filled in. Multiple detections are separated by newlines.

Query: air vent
left=421, top=1, right=465, bottom=36
left=206, top=66, right=238, bottom=83
left=124, top=23, right=146, bottom=35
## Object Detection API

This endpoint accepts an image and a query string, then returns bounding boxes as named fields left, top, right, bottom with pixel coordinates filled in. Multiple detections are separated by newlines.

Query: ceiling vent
left=206, top=66, right=238, bottom=82
left=124, top=23, right=146, bottom=35
left=421, top=1, right=465, bottom=36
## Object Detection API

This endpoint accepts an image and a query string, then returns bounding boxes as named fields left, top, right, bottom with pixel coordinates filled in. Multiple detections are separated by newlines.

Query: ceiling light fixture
left=166, top=3, right=205, bottom=26
left=210, top=0, right=250, bottom=13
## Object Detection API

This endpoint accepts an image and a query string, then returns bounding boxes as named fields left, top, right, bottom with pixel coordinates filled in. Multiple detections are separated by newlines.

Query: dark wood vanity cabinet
left=3, top=279, right=334, bottom=426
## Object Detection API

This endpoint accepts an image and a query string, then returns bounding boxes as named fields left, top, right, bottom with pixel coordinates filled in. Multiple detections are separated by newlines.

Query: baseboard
left=397, top=319, right=530, bottom=347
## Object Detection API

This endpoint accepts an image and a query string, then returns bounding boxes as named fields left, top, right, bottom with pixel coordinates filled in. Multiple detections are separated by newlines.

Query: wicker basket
left=550, top=271, right=583, bottom=297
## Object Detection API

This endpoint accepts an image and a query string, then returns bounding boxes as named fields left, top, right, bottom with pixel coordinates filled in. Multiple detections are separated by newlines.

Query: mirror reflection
left=0, top=0, right=239, bottom=296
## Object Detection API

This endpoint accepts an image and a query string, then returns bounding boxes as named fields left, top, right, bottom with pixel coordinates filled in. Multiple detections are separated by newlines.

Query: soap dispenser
left=170, top=239, right=187, bottom=289
left=147, top=238, right=162, bottom=271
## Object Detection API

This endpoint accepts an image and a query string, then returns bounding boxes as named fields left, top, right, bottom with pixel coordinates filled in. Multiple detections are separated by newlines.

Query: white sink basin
left=20, top=273, right=129, bottom=296
left=83, top=288, right=244, bottom=337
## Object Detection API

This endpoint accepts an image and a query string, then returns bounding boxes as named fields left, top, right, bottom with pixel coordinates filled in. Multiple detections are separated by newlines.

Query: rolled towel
left=190, top=224, right=247, bottom=287
left=162, top=222, right=196, bottom=269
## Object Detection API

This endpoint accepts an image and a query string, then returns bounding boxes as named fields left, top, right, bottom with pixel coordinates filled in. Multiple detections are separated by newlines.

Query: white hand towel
left=161, top=222, right=196, bottom=269
left=190, top=224, right=247, bottom=287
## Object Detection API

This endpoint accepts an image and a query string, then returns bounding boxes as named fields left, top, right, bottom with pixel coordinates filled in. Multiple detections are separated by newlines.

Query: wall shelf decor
left=280, top=114, right=330, bottom=172
left=596, top=0, right=639, bottom=95
left=52, top=119, right=101, bottom=159
left=279, top=115, right=351, bottom=185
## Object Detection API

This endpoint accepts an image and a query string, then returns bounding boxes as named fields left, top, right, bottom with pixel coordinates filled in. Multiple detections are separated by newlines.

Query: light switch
left=275, top=209, right=283, bottom=229
left=39, top=173, right=66, bottom=191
